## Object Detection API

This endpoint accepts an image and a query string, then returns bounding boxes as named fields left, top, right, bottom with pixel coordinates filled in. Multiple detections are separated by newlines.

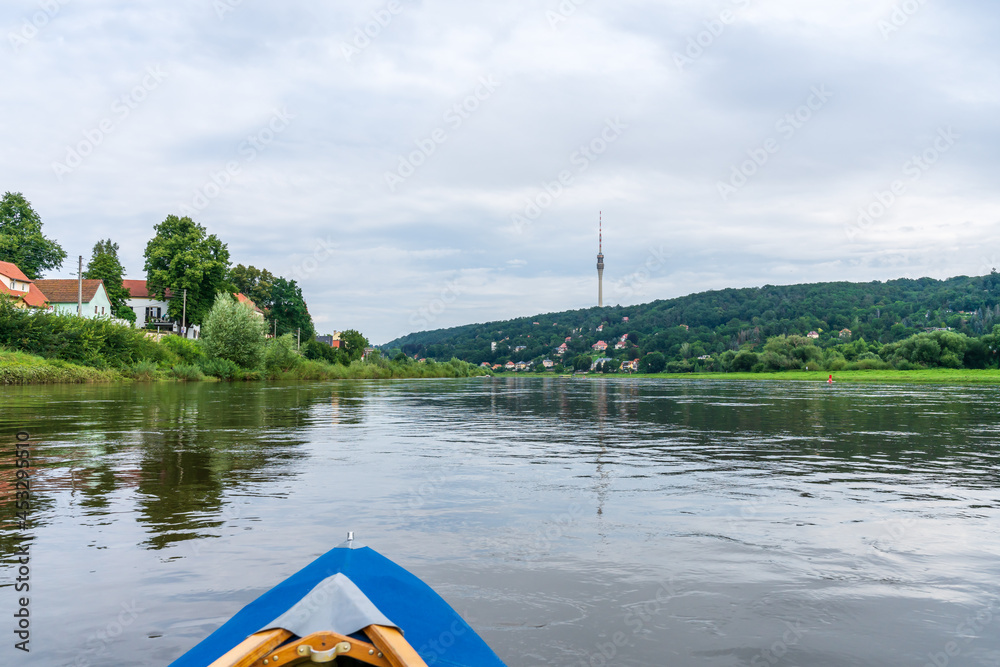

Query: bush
left=264, top=334, right=303, bottom=376
left=304, top=339, right=347, bottom=365
left=848, top=357, right=892, bottom=370
left=0, top=298, right=161, bottom=368
left=160, top=335, right=205, bottom=364
left=201, top=293, right=268, bottom=368
left=199, top=357, right=241, bottom=380
left=170, top=364, right=205, bottom=381
left=130, top=359, right=159, bottom=381
left=666, top=359, right=694, bottom=373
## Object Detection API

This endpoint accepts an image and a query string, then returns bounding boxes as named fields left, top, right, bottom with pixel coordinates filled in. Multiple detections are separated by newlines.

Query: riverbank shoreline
left=0, top=348, right=487, bottom=384
left=605, top=369, right=1000, bottom=384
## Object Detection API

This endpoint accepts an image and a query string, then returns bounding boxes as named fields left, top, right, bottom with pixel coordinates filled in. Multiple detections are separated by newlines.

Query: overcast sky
left=2, top=1, right=998, bottom=343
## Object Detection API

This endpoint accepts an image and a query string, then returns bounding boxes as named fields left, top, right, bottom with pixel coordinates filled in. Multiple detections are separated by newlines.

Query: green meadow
left=623, top=369, right=1000, bottom=384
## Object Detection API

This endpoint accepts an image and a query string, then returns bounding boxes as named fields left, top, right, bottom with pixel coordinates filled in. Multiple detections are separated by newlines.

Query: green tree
left=269, top=277, right=314, bottom=339
left=732, top=350, right=759, bottom=372
left=83, top=239, right=135, bottom=323
left=143, top=215, right=230, bottom=325
left=639, top=351, right=665, bottom=373
left=201, top=292, right=267, bottom=368
left=264, top=333, right=303, bottom=374
left=228, top=264, right=275, bottom=312
left=340, top=329, right=369, bottom=362
left=304, top=339, right=347, bottom=365
left=0, top=192, right=67, bottom=279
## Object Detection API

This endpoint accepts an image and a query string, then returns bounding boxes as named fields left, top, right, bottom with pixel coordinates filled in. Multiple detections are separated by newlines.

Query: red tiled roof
left=0, top=261, right=31, bottom=282
left=123, top=279, right=174, bottom=300
left=23, top=283, right=49, bottom=308
left=34, top=279, right=105, bottom=304
left=0, top=281, right=49, bottom=308
left=0, top=282, right=22, bottom=301
left=235, top=292, right=264, bottom=314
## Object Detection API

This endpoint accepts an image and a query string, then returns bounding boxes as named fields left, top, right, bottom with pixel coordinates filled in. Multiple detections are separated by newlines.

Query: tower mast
left=597, top=211, right=604, bottom=307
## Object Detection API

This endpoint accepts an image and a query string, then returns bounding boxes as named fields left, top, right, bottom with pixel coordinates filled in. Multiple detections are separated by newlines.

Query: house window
left=101, top=306, right=105, bottom=314
left=94, top=306, right=98, bottom=314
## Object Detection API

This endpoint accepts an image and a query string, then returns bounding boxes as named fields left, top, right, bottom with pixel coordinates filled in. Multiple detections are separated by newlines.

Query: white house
left=33, top=279, right=113, bottom=319
left=123, top=279, right=172, bottom=326
left=590, top=356, right=613, bottom=371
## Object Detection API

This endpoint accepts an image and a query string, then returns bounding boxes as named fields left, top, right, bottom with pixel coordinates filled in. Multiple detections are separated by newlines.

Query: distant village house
left=315, top=331, right=343, bottom=348
left=123, top=279, right=172, bottom=327
left=0, top=261, right=49, bottom=310
left=34, top=278, right=113, bottom=319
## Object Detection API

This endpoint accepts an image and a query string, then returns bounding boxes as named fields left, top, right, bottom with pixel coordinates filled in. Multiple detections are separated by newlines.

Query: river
left=2, top=378, right=999, bottom=666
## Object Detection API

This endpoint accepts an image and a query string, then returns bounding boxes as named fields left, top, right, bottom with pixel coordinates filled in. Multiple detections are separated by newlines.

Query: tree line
left=0, top=293, right=485, bottom=382
left=0, top=192, right=316, bottom=339
left=385, top=272, right=1000, bottom=372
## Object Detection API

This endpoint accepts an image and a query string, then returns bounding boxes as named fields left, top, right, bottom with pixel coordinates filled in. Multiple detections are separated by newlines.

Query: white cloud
left=1, top=0, right=998, bottom=343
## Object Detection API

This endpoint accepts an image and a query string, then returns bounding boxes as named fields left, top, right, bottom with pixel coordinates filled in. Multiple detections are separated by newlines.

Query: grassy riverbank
left=0, top=347, right=487, bottom=384
left=620, top=369, right=1000, bottom=384
left=0, top=348, right=125, bottom=384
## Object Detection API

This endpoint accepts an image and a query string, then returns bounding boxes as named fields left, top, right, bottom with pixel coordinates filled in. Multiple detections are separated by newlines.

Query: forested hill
left=384, top=274, right=1000, bottom=366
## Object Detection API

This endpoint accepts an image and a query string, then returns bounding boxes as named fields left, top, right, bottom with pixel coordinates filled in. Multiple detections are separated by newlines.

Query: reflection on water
left=2, top=378, right=999, bottom=666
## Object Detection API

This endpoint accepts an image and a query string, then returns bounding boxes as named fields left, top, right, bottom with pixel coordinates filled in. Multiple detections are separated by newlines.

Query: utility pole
left=182, top=288, right=187, bottom=336
left=297, top=328, right=301, bottom=351
left=77, top=255, right=83, bottom=316
left=274, top=319, right=277, bottom=338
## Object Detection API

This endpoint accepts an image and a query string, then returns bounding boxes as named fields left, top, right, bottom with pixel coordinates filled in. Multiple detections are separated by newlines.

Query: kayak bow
left=169, top=535, right=506, bottom=667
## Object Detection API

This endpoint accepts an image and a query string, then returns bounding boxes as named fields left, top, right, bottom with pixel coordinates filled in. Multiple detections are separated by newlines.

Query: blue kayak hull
left=169, top=544, right=506, bottom=667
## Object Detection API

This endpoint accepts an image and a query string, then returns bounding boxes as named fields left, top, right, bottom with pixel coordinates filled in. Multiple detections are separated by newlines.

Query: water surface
left=2, top=378, right=999, bottom=666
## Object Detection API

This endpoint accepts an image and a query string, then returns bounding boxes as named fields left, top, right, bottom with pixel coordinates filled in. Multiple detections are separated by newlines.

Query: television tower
left=597, top=211, right=604, bottom=307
